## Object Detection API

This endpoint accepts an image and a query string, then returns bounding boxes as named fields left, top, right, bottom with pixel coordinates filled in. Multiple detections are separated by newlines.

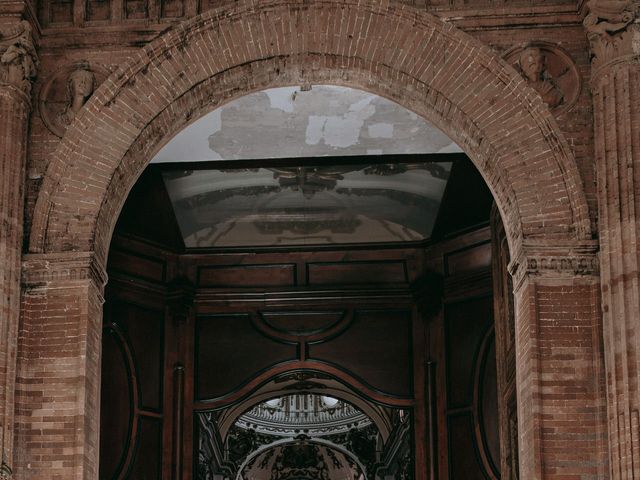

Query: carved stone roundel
left=503, top=42, right=581, bottom=115
left=39, top=61, right=110, bottom=138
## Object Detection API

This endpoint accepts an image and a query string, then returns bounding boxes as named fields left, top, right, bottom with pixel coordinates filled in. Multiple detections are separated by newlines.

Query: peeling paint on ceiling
left=152, top=85, right=461, bottom=163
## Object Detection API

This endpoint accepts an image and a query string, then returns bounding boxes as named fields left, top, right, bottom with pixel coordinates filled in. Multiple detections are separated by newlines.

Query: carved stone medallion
left=503, top=42, right=581, bottom=114
left=39, top=61, right=109, bottom=137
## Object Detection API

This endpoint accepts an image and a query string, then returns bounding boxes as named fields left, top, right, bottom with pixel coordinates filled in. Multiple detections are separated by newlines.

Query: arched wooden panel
left=195, top=314, right=298, bottom=400
left=443, top=295, right=498, bottom=480
left=99, top=325, right=136, bottom=480
left=307, top=310, right=413, bottom=398
left=258, top=311, right=347, bottom=340
left=118, top=305, right=165, bottom=411
left=474, top=330, right=500, bottom=480
left=127, top=417, right=163, bottom=479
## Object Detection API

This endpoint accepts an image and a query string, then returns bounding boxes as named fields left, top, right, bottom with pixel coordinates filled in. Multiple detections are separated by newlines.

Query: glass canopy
left=160, top=159, right=452, bottom=248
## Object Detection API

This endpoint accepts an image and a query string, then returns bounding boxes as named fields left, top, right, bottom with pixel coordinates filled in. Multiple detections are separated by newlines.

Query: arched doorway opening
left=97, top=85, right=511, bottom=479
left=19, top=4, right=603, bottom=480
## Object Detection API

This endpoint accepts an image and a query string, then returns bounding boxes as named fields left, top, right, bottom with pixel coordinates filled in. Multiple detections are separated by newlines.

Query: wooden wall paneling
left=444, top=295, right=496, bottom=480
left=422, top=288, right=449, bottom=480
left=412, top=305, right=428, bottom=480
left=306, top=260, right=408, bottom=286
left=100, top=321, right=136, bottom=479
left=307, top=309, right=414, bottom=399
left=258, top=310, right=346, bottom=338
left=426, top=360, right=439, bottom=479
left=197, top=263, right=297, bottom=288
left=172, top=365, right=184, bottom=480
left=490, top=205, right=519, bottom=479
left=473, top=329, right=500, bottom=480
left=444, top=242, right=491, bottom=276
left=195, top=313, right=298, bottom=401
left=101, top=296, right=167, bottom=480
left=414, top=273, right=444, bottom=480
left=118, top=303, right=165, bottom=412
left=129, top=417, right=163, bottom=479
left=162, top=295, right=179, bottom=480
left=447, top=413, right=486, bottom=480
left=165, top=280, right=195, bottom=480
left=445, top=297, right=493, bottom=408
left=109, top=248, right=166, bottom=283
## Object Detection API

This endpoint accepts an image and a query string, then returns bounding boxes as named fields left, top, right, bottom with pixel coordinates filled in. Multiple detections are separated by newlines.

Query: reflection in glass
left=161, top=161, right=452, bottom=248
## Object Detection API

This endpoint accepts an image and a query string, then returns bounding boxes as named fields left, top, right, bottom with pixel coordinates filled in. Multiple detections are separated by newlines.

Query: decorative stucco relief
left=504, top=42, right=581, bottom=114
left=584, top=0, right=640, bottom=70
left=39, top=61, right=110, bottom=137
left=0, top=20, right=38, bottom=97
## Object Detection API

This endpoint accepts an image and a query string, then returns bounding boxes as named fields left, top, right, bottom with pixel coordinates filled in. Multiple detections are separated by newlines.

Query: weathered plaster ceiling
left=152, top=85, right=461, bottom=163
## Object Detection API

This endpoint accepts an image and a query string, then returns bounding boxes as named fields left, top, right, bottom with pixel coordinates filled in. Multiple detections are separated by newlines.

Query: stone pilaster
left=0, top=19, right=36, bottom=479
left=509, top=243, right=608, bottom=479
left=586, top=1, right=640, bottom=477
left=15, top=253, right=106, bottom=480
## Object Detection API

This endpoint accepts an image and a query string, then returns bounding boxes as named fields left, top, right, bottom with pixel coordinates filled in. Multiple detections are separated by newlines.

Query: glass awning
left=159, top=159, right=452, bottom=248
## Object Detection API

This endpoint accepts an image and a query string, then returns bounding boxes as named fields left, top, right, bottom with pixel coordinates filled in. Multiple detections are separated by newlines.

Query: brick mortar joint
left=21, top=251, right=108, bottom=292
left=508, top=240, right=600, bottom=292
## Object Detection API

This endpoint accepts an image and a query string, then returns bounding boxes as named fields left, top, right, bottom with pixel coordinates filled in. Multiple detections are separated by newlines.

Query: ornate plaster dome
left=236, top=394, right=371, bottom=437
left=239, top=438, right=365, bottom=480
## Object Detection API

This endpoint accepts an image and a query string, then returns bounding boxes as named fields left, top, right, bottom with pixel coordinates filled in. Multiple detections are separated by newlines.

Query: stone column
left=15, top=253, right=106, bottom=480
left=0, top=20, right=37, bottom=480
left=586, top=2, right=640, bottom=478
left=509, top=244, right=608, bottom=479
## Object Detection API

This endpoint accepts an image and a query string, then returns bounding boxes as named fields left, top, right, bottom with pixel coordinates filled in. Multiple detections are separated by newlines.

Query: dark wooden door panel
left=100, top=299, right=166, bottom=480
left=195, top=314, right=298, bottom=400
left=127, top=417, right=163, bottom=480
left=447, top=414, right=488, bottom=480
left=118, top=304, right=165, bottom=411
left=308, top=309, right=413, bottom=398
left=100, top=326, right=133, bottom=480
left=443, top=296, right=500, bottom=480
left=445, top=297, right=493, bottom=409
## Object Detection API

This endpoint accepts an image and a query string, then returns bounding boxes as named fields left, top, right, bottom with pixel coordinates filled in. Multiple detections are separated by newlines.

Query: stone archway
left=28, top=0, right=592, bottom=262
left=17, top=1, right=606, bottom=479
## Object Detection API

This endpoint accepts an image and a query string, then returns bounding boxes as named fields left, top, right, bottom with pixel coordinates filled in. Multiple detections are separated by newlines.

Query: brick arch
left=29, top=0, right=591, bottom=265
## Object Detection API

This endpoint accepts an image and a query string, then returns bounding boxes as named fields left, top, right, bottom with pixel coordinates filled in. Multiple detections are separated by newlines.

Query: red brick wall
left=16, top=254, right=105, bottom=480
left=28, top=1, right=591, bottom=266
left=515, top=278, right=607, bottom=479
left=4, top=1, right=615, bottom=479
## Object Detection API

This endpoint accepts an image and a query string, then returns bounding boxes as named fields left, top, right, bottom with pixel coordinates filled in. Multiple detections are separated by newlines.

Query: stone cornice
left=0, top=0, right=41, bottom=40
left=22, top=252, right=108, bottom=295
left=584, top=0, right=640, bottom=72
left=508, top=241, right=599, bottom=292
left=37, top=3, right=584, bottom=50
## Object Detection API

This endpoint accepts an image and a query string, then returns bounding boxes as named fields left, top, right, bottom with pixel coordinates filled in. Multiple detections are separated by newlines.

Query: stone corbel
left=0, top=462, right=11, bottom=480
left=0, top=20, right=38, bottom=101
left=508, top=241, right=600, bottom=293
left=584, top=0, right=640, bottom=71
